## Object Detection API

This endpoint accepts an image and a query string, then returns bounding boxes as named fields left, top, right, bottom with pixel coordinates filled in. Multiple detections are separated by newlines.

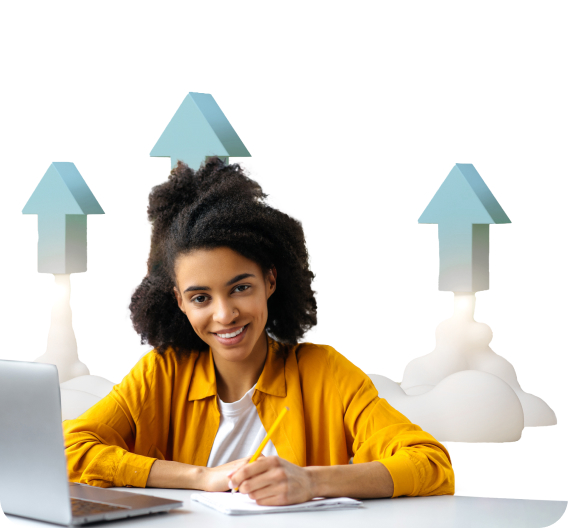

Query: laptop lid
left=0, top=360, right=183, bottom=526
left=0, top=360, right=73, bottom=525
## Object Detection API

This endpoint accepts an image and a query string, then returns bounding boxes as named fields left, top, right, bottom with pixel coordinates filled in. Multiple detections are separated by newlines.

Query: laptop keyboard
left=71, top=498, right=130, bottom=517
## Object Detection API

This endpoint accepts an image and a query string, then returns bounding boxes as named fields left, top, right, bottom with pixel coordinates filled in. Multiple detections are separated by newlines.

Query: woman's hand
left=227, top=456, right=314, bottom=505
left=201, top=455, right=264, bottom=492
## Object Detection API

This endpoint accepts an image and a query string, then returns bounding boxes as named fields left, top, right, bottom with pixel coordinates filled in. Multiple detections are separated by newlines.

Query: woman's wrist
left=146, top=459, right=206, bottom=490
left=189, top=464, right=208, bottom=490
left=304, top=462, right=394, bottom=499
left=305, top=465, right=349, bottom=498
left=304, top=465, right=325, bottom=498
left=200, top=466, right=232, bottom=492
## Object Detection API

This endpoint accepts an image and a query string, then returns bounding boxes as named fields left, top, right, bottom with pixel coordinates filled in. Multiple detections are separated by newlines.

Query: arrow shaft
left=38, top=215, right=87, bottom=274
left=438, top=223, right=489, bottom=292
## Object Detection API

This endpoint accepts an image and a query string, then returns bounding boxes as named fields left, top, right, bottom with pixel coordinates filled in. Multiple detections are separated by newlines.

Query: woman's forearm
left=306, top=461, right=394, bottom=499
left=146, top=459, right=206, bottom=489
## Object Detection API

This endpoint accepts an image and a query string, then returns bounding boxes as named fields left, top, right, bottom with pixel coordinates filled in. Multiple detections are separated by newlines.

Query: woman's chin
left=212, top=346, right=254, bottom=363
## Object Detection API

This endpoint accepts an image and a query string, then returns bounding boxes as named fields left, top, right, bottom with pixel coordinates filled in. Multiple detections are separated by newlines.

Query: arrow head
left=419, top=164, right=510, bottom=225
left=150, top=92, right=251, bottom=170
left=23, top=162, right=104, bottom=215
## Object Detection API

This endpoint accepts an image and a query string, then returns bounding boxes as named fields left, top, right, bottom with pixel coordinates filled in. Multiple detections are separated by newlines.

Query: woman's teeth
left=217, top=326, right=245, bottom=339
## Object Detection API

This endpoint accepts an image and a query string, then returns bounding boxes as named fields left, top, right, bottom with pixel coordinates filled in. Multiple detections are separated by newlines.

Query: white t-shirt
left=206, top=384, right=278, bottom=467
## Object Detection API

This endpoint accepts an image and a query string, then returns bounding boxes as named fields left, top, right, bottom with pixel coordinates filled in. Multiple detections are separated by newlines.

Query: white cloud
left=370, top=292, right=556, bottom=442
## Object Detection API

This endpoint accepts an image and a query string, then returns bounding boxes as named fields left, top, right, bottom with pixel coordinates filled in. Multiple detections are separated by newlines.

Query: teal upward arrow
left=22, top=162, right=104, bottom=274
left=419, top=164, right=510, bottom=292
left=150, top=92, right=251, bottom=170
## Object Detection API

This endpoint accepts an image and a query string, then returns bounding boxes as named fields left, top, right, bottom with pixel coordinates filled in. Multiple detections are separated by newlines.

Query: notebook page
left=191, top=492, right=361, bottom=515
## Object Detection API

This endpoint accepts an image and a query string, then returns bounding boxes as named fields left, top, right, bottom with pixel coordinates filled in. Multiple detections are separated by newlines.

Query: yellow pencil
left=232, top=406, right=289, bottom=493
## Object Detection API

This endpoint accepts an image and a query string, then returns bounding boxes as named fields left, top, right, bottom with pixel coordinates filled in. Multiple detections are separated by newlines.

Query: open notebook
left=191, top=492, right=361, bottom=515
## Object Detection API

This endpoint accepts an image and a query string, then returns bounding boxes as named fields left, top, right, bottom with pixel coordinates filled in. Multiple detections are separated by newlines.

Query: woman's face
left=173, top=247, right=276, bottom=363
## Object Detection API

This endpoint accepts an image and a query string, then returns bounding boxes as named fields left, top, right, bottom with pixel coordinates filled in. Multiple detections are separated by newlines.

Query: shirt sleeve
left=328, top=347, right=455, bottom=498
left=63, top=353, right=159, bottom=488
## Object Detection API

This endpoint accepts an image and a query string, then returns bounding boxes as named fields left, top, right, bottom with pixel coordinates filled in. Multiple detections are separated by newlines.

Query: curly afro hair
left=129, top=157, right=317, bottom=359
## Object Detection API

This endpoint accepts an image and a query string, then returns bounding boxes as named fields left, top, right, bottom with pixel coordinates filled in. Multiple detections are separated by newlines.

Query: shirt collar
left=187, top=335, right=286, bottom=401
left=187, top=347, right=217, bottom=401
left=255, top=336, right=287, bottom=398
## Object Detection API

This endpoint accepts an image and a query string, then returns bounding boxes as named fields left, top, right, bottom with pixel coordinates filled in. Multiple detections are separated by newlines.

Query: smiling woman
left=173, top=247, right=277, bottom=403
left=62, top=158, right=454, bottom=505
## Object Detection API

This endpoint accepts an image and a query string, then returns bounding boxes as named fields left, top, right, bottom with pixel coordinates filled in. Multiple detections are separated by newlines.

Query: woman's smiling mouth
left=212, top=324, right=249, bottom=345
left=215, top=326, right=245, bottom=338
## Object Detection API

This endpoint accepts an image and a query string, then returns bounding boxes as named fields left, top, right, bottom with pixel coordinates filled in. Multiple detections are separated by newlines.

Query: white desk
left=4, top=488, right=566, bottom=528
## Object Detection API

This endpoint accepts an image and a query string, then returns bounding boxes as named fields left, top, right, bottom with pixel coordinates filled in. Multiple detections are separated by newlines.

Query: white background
left=1, top=0, right=567, bottom=524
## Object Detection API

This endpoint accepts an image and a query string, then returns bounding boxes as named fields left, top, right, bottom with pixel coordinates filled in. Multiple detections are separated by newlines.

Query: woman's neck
left=213, top=331, right=269, bottom=403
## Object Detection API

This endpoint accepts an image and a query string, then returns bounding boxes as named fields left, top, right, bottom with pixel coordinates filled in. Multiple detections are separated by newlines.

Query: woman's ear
left=173, top=287, right=186, bottom=314
left=266, top=267, right=277, bottom=299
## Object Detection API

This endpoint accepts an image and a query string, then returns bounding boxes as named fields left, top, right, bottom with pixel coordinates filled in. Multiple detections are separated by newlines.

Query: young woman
left=63, top=158, right=454, bottom=505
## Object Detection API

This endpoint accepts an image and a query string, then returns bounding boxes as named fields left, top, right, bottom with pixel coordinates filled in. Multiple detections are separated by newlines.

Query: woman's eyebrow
left=183, top=273, right=255, bottom=293
left=184, top=284, right=210, bottom=293
left=226, top=273, right=255, bottom=286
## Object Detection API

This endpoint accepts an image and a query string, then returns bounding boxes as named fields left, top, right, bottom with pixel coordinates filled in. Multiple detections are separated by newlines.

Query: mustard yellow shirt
left=63, top=339, right=455, bottom=497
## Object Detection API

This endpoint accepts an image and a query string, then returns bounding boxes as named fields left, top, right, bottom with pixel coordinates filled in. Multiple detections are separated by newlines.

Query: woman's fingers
left=233, top=457, right=313, bottom=505
left=226, top=453, right=267, bottom=480
left=230, top=457, right=287, bottom=494
left=238, top=465, right=284, bottom=495
left=248, top=482, right=284, bottom=503
left=230, top=455, right=274, bottom=486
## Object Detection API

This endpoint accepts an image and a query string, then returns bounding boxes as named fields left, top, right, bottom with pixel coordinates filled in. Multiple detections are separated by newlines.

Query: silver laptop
left=0, top=359, right=183, bottom=525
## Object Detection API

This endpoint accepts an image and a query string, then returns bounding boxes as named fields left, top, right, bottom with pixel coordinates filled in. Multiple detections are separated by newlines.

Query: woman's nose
left=213, top=298, right=237, bottom=324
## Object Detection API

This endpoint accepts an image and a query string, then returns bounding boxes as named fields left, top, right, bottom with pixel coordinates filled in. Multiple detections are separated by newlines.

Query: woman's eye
left=234, top=285, right=250, bottom=293
left=192, top=295, right=208, bottom=304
